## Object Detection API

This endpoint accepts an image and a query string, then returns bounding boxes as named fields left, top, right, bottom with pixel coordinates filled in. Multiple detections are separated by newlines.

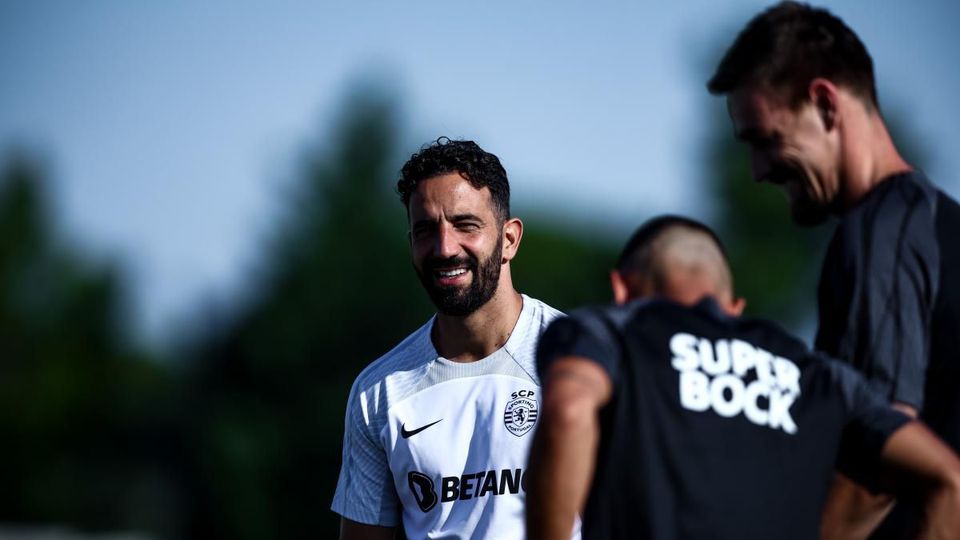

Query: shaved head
left=615, top=216, right=737, bottom=308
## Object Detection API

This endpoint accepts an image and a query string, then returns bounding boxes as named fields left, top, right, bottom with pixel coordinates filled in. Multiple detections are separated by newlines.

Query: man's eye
left=412, top=227, right=432, bottom=240
left=457, top=222, right=480, bottom=231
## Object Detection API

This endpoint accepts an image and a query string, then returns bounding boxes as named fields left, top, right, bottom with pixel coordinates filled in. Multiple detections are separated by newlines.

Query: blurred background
left=1, top=1, right=958, bottom=538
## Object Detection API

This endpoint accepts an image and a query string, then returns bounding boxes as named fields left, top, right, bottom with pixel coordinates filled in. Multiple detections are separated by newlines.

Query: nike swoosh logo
left=401, top=419, right=442, bottom=439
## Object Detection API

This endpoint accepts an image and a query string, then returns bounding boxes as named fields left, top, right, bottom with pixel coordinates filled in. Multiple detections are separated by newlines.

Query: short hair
left=397, top=137, right=510, bottom=222
left=707, top=1, right=878, bottom=109
left=616, top=215, right=727, bottom=272
left=617, top=215, right=733, bottom=298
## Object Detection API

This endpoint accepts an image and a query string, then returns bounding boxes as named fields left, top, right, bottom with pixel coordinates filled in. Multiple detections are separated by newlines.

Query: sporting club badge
left=503, top=389, right=539, bottom=437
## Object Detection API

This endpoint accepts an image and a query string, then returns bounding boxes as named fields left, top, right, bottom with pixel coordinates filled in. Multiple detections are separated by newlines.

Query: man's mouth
left=760, top=159, right=799, bottom=184
left=766, top=171, right=799, bottom=186
left=433, top=266, right=471, bottom=286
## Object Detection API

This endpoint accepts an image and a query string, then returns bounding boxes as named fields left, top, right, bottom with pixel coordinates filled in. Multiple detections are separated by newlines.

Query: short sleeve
left=815, top=178, right=939, bottom=409
left=536, top=309, right=622, bottom=384
left=830, top=361, right=913, bottom=492
left=331, top=380, right=401, bottom=526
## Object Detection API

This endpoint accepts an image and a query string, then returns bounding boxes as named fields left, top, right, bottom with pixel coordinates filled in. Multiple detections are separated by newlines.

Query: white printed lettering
left=769, top=389, right=798, bottom=434
left=700, top=339, right=732, bottom=376
left=710, top=375, right=745, bottom=417
left=679, top=371, right=711, bottom=411
left=670, top=333, right=700, bottom=372
left=773, top=356, right=801, bottom=395
left=669, top=332, right=801, bottom=434
left=743, top=381, right=770, bottom=426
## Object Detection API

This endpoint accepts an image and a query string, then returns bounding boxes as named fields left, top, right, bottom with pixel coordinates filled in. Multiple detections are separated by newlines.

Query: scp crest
left=503, top=390, right=539, bottom=437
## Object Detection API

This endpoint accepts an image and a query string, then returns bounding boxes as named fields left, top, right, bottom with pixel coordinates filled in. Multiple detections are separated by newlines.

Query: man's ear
left=500, top=217, right=523, bottom=263
left=725, top=296, right=747, bottom=317
left=610, top=269, right=630, bottom=306
left=809, top=78, right=839, bottom=131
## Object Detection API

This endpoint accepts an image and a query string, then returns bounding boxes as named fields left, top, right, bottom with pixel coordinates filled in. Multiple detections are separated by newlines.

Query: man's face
left=408, top=172, right=504, bottom=316
left=727, top=85, right=840, bottom=226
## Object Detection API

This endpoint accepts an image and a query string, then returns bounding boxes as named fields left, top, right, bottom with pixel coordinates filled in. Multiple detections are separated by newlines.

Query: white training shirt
left=332, top=294, right=577, bottom=539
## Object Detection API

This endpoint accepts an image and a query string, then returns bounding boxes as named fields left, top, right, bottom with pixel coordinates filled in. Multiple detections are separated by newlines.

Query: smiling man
left=332, top=138, right=573, bottom=540
left=707, top=3, right=960, bottom=538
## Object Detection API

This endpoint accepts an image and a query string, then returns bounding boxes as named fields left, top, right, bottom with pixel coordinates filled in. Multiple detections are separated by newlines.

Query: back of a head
left=708, top=1, right=878, bottom=110
left=616, top=216, right=735, bottom=306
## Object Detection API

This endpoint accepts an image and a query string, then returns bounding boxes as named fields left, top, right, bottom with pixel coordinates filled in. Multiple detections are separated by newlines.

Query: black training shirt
left=815, top=171, right=939, bottom=410
left=815, top=171, right=960, bottom=538
left=537, top=298, right=910, bottom=540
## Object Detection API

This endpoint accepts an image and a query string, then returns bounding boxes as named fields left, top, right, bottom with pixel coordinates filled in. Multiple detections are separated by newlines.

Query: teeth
left=438, top=268, right=467, bottom=277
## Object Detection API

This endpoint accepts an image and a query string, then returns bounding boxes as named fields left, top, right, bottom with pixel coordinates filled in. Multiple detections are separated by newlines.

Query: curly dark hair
left=397, top=137, right=510, bottom=222
left=708, top=2, right=878, bottom=110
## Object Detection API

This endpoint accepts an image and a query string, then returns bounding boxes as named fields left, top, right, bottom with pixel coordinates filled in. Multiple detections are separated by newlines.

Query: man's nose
left=435, top=224, right=460, bottom=259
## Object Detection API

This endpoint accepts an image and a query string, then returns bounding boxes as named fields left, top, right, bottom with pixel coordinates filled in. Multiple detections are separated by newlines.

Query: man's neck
left=432, top=284, right=523, bottom=363
left=839, top=109, right=912, bottom=210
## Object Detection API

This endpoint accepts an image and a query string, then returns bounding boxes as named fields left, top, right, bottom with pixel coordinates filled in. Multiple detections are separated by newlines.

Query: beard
left=788, top=193, right=830, bottom=227
left=415, top=235, right=503, bottom=316
left=767, top=162, right=830, bottom=227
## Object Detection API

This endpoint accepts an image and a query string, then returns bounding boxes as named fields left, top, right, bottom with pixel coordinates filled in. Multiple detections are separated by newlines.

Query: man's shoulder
left=349, top=319, right=437, bottom=401
left=522, top=294, right=565, bottom=325
left=508, top=294, right=563, bottom=346
left=839, top=172, right=937, bottom=230
left=553, top=299, right=670, bottom=349
left=570, top=298, right=711, bottom=328
left=828, top=172, right=939, bottom=266
left=562, top=298, right=663, bottom=334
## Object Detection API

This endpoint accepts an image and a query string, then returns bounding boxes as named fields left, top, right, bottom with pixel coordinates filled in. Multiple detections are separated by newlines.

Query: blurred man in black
left=526, top=216, right=960, bottom=540
left=707, top=3, right=960, bottom=537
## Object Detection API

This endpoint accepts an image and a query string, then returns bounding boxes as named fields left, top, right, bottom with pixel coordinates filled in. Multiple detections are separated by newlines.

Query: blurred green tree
left=0, top=155, right=177, bottom=536
left=180, top=85, right=420, bottom=539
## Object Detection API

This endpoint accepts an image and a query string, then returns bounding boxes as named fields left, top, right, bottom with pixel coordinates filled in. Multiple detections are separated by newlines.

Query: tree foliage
left=0, top=155, right=177, bottom=536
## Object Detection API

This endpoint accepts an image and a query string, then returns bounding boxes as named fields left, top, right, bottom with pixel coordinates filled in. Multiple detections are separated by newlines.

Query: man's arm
left=332, top=379, right=402, bottom=535
left=879, top=421, right=960, bottom=540
left=820, top=403, right=919, bottom=540
left=823, top=419, right=960, bottom=540
left=339, top=518, right=398, bottom=540
left=820, top=473, right=895, bottom=540
left=526, top=356, right=612, bottom=540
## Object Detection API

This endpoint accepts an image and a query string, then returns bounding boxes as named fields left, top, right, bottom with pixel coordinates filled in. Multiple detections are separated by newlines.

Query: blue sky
left=2, top=1, right=958, bottom=342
